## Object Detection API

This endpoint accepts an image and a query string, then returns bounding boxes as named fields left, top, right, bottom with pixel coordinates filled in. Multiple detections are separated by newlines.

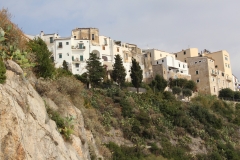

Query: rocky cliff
left=0, top=61, right=101, bottom=160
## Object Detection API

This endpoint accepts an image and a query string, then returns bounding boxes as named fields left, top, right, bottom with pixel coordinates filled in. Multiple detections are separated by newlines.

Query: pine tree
left=130, top=58, right=143, bottom=93
left=0, top=58, right=6, bottom=84
left=86, top=53, right=105, bottom=88
left=28, top=38, right=55, bottom=78
left=111, top=54, right=126, bottom=88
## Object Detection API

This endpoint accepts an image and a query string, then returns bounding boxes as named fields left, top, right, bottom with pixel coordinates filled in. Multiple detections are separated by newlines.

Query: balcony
left=71, top=46, right=86, bottom=50
left=226, top=77, right=232, bottom=82
left=211, top=70, right=218, bottom=76
left=58, top=45, right=63, bottom=48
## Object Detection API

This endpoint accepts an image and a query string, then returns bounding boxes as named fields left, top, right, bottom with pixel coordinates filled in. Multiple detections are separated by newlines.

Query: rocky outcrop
left=4, top=60, right=23, bottom=75
left=0, top=63, right=101, bottom=159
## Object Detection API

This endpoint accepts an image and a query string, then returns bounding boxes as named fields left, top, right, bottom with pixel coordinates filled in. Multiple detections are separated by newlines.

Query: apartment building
left=152, top=56, right=191, bottom=81
left=142, top=49, right=175, bottom=81
left=187, top=56, right=233, bottom=95
left=232, top=74, right=240, bottom=91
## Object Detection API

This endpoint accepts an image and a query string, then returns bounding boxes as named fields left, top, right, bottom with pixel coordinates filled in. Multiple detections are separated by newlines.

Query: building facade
left=152, top=56, right=191, bottom=80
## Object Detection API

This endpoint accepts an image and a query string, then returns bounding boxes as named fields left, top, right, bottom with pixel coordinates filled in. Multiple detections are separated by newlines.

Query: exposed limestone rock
left=0, top=70, right=101, bottom=160
left=4, top=60, right=23, bottom=75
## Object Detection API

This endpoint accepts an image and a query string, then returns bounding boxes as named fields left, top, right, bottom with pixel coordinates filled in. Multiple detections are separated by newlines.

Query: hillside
left=1, top=60, right=240, bottom=160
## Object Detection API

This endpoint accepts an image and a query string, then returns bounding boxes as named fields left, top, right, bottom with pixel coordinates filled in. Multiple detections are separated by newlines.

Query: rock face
left=0, top=68, right=100, bottom=159
left=4, top=60, right=23, bottom=75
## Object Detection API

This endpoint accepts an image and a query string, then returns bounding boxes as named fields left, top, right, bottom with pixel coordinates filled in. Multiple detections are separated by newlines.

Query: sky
left=1, top=0, right=240, bottom=78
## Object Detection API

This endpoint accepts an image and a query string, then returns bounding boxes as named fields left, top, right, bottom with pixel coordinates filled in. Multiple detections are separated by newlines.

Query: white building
left=44, top=28, right=145, bottom=81
left=232, top=74, right=240, bottom=91
left=152, top=56, right=191, bottom=80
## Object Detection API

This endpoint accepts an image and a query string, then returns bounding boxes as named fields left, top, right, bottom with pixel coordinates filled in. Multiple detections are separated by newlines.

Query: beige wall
left=142, top=49, right=173, bottom=79
left=72, top=28, right=99, bottom=45
left=204, top=50, right=233, bottom=90
left=174, top=48, right=199, bottom=63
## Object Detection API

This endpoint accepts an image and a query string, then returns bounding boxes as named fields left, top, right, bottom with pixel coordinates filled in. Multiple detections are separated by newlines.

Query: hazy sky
left=1, top=0, right=240, bottom=78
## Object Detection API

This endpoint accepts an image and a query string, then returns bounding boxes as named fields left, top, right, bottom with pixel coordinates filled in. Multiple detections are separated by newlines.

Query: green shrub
left=106, top=142, right=145, bottom=160
left=120, top=97, right=133, bottom=117
left=46, top=107, right=74, bottom=140
left=0, top=58, right=6, bottom=84
left=190, top=104, right=222, bottom=129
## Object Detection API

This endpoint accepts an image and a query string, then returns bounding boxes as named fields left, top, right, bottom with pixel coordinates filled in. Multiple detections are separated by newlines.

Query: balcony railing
left=72, top=46, right=85, bottom=50
left=211, top=70, right=218, bottom=76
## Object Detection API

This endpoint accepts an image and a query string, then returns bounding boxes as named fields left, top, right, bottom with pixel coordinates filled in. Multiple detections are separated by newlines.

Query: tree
left=111, top=54, right=126, bottom=88
left=172, top=86, right=181, bottom=96
left=185, top=80, right=197, bottom=92
left=86, top=53, right=105, bottom=88
left=0, top=58, right=6, bottom=84
left=28, top=38, right=55, bottom=78
left=151, top=74, right=167, bottom=92
left=182, top=89, right=192, bottom=100
left=62, top=60, right=68, bottom=71
left=130, top=58, right=143, bottom=93
left=219, top=88, right=234, bottom=100
left=234, top=91, right=240, bottom=100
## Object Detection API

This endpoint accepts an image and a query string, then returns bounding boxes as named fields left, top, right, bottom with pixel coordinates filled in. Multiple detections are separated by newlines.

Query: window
left=225, top=63, right=227, bottom=67
left=117, top=47, right=119, bottom=52
left=162, top=60, right=164, bottom=62
left=80, top=55, right=83, bottom=61
left=214, top=87, right=216, bottom=92
left=213, top=78, right=214, bottom=81
left=67, top=53, right=69, bottom=56
left=181, top=71, right=183, bottom=73
left=102, top=46, right=105, bottom=50
left=150, top=53, right=151, bottom=57
left=228, top=64, right=230, bottom=68
left=59, top=53, right=62, bottom=58
left=92, top=34, right=94, bottom=40
left=199, top=60, right=202, bottom=63
left=183, top=65, right=185, bottom=68
left=72, top=56, right=74, bottom=61
left=58, top=42, right=62, bottom=48
left=157, top=61, right=158, bottom=64
left=184, top=51, right=186, bottom=55
left=75, top=63, right=79, bottom=68
left=222, top=72, right=224, bottom=76
left=74, top=36, right=76, bottom=39
left=225, top=56, right=228, bottom=61
left=179, top=64, right=180, bottom=67
left=185, top=60, right=186, bottom=62
left=78, top=43, right=84, bottom=49
left=195, top=61, right=197, bottom=64
left=66, top=42, right=69, bottom=45
left=196, top=70, right=199, bottom=75
left=50, top=37, right=53, bottom=43
left=160, top=54, right=162, bottom=57
left=196, top=79, right=200, bottom=83
left=145, top=54, right=147, bottom=57
left=175, top=54, right=177, bottom=58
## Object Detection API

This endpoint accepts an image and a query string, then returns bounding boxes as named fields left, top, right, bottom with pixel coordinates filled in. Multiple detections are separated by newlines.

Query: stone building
left=187, top=56, right=232, bottom=95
